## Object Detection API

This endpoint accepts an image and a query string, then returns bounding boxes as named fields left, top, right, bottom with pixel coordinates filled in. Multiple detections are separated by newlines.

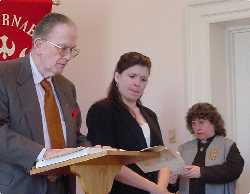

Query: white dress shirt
left=29, top=55, right=67, bottom=160
left=140, top=122, right=151, bottom=147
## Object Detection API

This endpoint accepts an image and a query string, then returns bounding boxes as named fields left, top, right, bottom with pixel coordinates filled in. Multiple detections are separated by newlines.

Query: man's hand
left=182, top=165, right=201, bottom=178
left=43, top=147, right=82, bottom=160
left=43, top=148, right=82, bottom=182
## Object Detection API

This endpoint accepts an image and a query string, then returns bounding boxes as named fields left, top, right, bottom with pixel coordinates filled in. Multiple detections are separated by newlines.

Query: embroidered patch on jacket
left=208, top=148, right=219, bottom=160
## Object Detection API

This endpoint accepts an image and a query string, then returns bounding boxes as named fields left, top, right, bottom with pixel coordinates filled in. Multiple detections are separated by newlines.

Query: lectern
left=30, top=149, right=159, bottom=194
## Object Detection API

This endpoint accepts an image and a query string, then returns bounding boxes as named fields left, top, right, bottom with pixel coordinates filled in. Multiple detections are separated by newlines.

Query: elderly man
left=0, top=13, right=89, bottom=194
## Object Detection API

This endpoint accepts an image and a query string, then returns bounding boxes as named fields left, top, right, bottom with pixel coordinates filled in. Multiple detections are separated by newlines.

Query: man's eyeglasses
left=43, top=39, right=80, bottom=58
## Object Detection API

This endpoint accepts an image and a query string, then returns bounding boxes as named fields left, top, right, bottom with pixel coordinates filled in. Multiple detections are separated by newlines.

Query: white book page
left=36, top=147, right=105, bottom=168
left=137, top=146, right=185, bottom=173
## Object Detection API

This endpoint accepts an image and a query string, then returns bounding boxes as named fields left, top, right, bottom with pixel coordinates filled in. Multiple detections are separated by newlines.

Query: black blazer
left=87, top=99, right=164, bottom=194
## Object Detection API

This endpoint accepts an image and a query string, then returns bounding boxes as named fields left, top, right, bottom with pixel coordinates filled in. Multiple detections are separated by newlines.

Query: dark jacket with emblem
left=168, top=135, right=244, bottom=194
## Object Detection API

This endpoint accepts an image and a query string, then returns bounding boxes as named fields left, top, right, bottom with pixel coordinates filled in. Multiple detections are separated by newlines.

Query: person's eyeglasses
left=43, top=39, right=80, bottom=58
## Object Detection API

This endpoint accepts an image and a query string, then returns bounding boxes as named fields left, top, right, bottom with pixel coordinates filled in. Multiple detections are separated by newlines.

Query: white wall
left=53, top=1, right=190, bottom=194
left=53, top=0, right=190, bottom=148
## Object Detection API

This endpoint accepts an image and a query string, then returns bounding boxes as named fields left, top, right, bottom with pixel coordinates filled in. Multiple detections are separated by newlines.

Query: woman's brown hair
left=106, top=52, right=151, bottom=110
left=186, top=102, right=226, bottom=136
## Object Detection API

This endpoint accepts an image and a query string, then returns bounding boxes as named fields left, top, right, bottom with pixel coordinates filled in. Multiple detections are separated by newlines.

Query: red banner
left=0, top=0, right=52, bottom=60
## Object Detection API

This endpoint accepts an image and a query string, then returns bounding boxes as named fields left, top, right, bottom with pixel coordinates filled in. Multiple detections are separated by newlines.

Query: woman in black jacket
left=87, top=52, right=169, bottom=194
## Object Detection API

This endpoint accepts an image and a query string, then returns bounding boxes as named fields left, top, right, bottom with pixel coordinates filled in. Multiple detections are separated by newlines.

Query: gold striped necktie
left=41, top=79, right=65, bottom=149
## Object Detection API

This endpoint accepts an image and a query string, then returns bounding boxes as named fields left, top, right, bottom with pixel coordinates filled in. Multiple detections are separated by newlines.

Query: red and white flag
left=0, top=0, right=52, bottom=60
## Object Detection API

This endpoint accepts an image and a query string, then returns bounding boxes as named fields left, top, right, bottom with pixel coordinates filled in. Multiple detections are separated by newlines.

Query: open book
left=35, top=145, right=185, bottom=174
left=136, top=146, right=185, bottom=174
left=36, top=147, right=117, bottom=168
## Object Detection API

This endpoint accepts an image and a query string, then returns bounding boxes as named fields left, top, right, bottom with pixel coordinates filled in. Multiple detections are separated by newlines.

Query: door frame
left=186, top=0, right=250, bottom=106
left=186, top=2, right=250, bottom=192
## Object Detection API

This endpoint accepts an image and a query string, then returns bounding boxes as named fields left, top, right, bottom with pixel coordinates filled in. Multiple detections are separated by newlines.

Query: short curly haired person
left=167, top=102, right=244, bottom=194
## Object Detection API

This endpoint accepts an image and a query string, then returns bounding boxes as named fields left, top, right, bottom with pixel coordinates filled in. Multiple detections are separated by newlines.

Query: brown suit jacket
left=0, top=55, right=88, bottom=194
